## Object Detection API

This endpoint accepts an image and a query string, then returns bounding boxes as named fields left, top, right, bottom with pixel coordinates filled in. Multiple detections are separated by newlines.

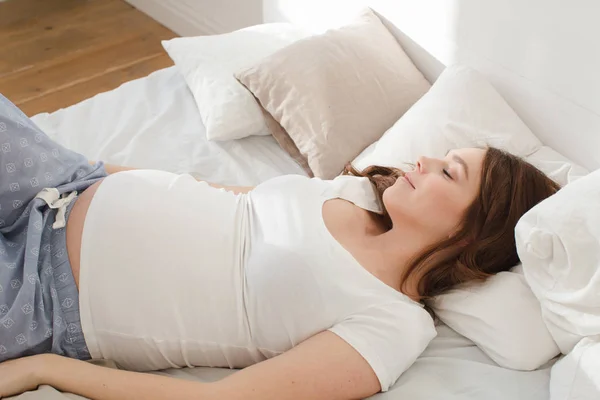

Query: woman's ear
left=457, top=239, right=470, bottom=248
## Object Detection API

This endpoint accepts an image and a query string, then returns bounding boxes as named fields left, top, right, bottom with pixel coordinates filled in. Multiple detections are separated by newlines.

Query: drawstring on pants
left=34, top=188, right=78, bottom=229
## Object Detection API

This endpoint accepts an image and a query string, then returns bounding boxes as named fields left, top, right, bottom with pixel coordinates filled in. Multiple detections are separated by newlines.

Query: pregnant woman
left=1, top=94, right=559, bottom=399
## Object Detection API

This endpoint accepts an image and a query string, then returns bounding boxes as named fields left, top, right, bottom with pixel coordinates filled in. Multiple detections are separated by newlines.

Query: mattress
left=20, top=67, right=554, bottom=400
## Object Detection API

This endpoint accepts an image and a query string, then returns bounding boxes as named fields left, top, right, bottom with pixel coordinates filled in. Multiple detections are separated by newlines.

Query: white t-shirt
left=78, top=171, right=436, bottom=392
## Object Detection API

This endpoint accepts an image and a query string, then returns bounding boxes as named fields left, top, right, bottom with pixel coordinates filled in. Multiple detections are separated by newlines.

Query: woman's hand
left=0, top=354, right=50, bottom=398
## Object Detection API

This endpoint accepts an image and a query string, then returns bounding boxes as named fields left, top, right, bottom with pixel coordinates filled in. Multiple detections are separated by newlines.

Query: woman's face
left=382, top=148, right=486, bottom=240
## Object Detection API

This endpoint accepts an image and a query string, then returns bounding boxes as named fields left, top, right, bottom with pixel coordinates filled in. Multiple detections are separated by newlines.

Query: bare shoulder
left=322, top=198, right=371, bottom=244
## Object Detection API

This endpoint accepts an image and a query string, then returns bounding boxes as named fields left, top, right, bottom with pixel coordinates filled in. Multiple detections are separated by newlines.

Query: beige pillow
left=260, top=106, right=314, bottom=177
left=235, top=8, right=431, bottom=179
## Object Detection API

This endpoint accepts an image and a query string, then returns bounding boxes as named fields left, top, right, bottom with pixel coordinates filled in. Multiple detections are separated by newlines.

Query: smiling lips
left=403, top=174, right=415, bottom=189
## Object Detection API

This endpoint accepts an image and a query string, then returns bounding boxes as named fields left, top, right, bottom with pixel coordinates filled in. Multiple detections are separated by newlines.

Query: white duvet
left=26, top=66, right=555, bottom=400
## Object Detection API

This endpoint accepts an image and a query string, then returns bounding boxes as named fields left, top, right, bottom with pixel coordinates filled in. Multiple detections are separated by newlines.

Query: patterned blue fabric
left=0, top=94, right=107, bottom=361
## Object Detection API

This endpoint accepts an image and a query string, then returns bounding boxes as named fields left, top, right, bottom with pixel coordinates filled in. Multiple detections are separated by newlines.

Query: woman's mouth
left=403, top=174, right=415, bottom=189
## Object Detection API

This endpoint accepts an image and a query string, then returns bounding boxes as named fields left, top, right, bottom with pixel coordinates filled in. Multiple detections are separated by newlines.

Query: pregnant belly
left=66, top=177, right=105, bottom=289
left=68, top=170, right=250, bottom=364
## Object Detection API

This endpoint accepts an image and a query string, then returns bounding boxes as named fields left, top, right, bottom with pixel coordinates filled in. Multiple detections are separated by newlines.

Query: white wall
left=126, top=0, right=263, bottom=36
left=262, top=0, right=600, bottom=170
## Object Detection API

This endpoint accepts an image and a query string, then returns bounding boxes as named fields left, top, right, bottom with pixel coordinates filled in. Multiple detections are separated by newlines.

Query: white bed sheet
left=16, top=324, right=554, bottom=400
left=26, top=67, right=554, bottom=400
left=31, top=66, right=306, bottom=187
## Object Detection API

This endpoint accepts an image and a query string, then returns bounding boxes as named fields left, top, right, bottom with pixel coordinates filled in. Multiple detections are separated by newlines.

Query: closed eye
left=443, top=169, right=453, bottom=180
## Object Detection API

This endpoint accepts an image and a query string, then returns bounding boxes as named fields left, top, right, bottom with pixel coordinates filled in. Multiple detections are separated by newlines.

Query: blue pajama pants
left=0, top=94, right=107, bottom=362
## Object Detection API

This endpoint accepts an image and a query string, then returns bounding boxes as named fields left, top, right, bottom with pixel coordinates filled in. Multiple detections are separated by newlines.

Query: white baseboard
left=126, top=0, right=209, bottom=36
left=126, top=0, right=263, bottom=37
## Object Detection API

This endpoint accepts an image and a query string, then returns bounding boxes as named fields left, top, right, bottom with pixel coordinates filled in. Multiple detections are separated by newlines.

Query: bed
left=11, top=1, right=600, bottom=398
left=12, top=65, right=551, bottom=400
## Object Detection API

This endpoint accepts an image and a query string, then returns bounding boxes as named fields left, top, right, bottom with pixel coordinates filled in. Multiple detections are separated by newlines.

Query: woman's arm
left=207, top=330, right=381, bottom=400
left=22, top=331, right=380, bottom=400
left=90, top=161, right=254, bottom=194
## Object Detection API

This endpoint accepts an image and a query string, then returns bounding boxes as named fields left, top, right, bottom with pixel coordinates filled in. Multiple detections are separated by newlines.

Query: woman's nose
left=416, top=156, right=441, bottom=174
left=416, top=156, right=428, bottom=173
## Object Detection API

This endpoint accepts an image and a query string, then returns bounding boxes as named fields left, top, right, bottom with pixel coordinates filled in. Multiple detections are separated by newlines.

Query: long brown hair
left=343, top=147, right=560, bottom=301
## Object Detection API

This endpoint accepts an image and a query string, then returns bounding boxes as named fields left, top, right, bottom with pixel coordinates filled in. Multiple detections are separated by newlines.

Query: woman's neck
left=357, top=213, right=433, bottom=294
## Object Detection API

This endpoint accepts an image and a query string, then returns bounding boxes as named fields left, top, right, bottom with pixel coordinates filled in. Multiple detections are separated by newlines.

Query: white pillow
left=162, top=24, right=311, bottom=141
left=352, top=65, right=542, bottom=171
left=525, top=145, right=588, bottom=185
left=430, top=265, right=559, bottom=370
left=550, top=337, right=600, bottom=400
left=352, top=64, right=586, bottom=370
left=516, top=168, right=600, bottom=354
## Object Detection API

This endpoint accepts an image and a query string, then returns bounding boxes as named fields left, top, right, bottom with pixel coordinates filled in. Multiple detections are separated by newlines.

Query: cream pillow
left=235, top=8, right=431, bottom=179
left=162, top=23, right=311, bottom=141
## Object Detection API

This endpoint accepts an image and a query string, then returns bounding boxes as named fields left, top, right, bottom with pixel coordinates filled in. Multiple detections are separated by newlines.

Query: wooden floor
left=0, top=0, right=178, bottom=116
